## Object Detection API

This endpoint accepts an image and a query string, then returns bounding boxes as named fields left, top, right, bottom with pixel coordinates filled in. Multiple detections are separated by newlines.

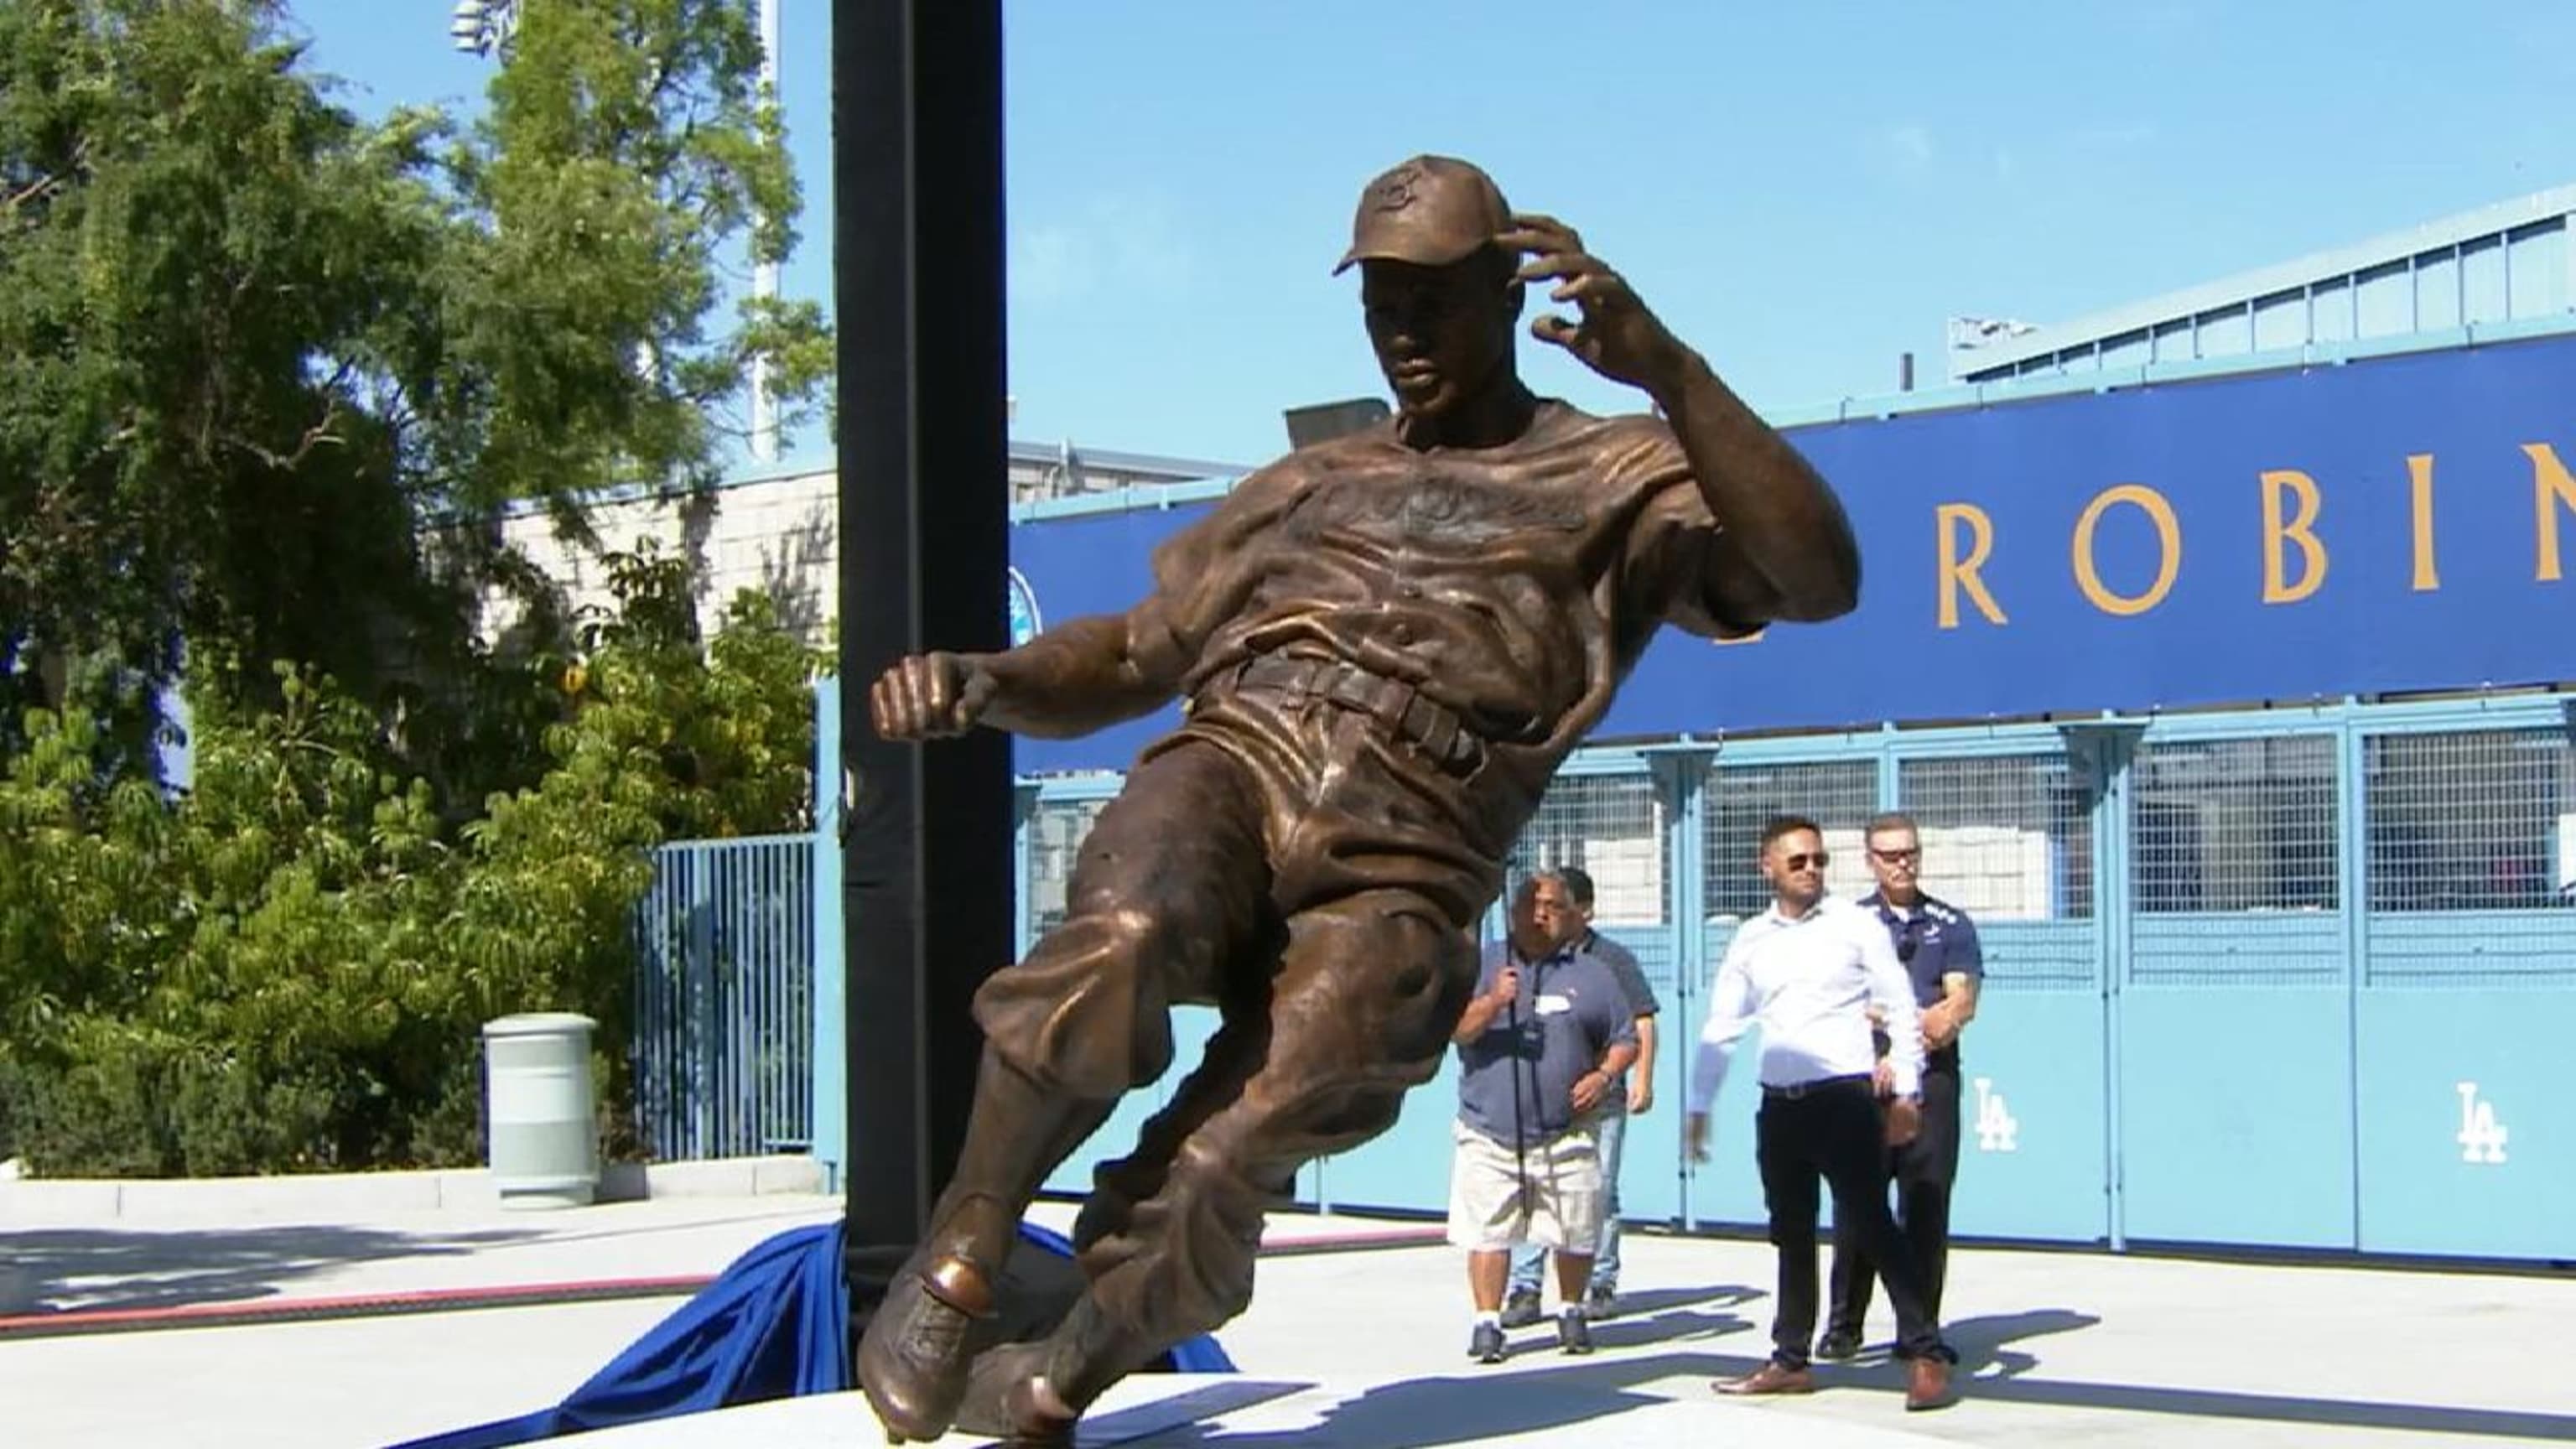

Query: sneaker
left=1556, top=1308, right=1594, bottom=1355
left=1498, top=1289, right=1544, bottom=1329
left=1468, top=1321, right=1507, bottom=1364
left=1583, top=1283, right=1621, bottom=1321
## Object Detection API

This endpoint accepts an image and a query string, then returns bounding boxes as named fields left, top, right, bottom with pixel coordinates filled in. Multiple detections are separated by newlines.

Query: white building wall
left=480, top=442, right=1247, bottom=650
left=486, top=466, right=840, bottom=648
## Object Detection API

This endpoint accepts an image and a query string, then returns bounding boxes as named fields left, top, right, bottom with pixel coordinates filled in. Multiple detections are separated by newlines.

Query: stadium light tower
left=449, top=0, right=520, bottom=58
left=748, top=0, right=782, bottom=461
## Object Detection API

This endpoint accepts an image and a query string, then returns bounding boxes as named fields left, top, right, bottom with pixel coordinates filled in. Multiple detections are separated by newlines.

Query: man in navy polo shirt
left=1452, top=870, right=1639, bottom=1363
left=1819, top=810, right=1983, bottom=1360
left=1501, top=864, right=1659, bottom=1326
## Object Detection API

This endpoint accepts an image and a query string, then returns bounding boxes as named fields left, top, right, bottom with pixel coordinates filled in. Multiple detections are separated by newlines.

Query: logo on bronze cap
left=1369, top=164, right=1425, bottom=213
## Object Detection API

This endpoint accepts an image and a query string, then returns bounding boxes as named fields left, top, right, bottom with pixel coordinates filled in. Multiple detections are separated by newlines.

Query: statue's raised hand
left=1500, top=212, right=1689, bottom=392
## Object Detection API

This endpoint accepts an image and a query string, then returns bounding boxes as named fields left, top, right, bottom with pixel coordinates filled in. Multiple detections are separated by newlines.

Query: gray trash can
left=482, top=1012, right=601, bottom=1209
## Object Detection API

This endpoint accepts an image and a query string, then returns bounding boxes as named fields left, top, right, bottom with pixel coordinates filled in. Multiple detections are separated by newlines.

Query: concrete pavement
left=3, top=1180, right=2572, bottom=1447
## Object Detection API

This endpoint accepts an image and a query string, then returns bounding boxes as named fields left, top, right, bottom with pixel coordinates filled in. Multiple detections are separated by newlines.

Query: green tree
left=0, top=0, right=831, bottom=786
left=448, top=0, right=834, bottom=530
left=0, top=0, right=454, bottom=769
left=0, top=563, right=826, bottom=1176
left=0, top=0, right=834, bottom=1178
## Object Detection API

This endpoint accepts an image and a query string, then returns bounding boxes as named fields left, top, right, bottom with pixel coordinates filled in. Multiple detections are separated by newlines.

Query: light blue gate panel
left=1683, top=920, right=1770, bottom=1232
left=2353, top=721, right=2575, bottom=1259
left=2355, top=912, right=2576, bottom=1259
left=2120, top=979, right=2353, bottom=1247
left=1321, top=1051, right=1462, bottom=1218
left=1680, top=1025, right=1774, bottom=1234
left=1898, top=752, right=2107, bottom=1244
left=633, top=834, right=815, bottom=1164
left=1945, top=925, right=2108, bottom=1244
left=1041, top=1005, right=1327, bottom=1206
left=2121, top=733, right=2354, bottom=1251
left=1618, top=1046, right=1686, bottom=1232
left=1592, top=923, right=1680, bottom=1229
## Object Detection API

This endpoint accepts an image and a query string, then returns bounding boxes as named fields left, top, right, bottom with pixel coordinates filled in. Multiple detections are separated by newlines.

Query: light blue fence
left=635, top=686, right=2576, bottom=1261
left=1021, top=694, right=2576, bottom=1263
left=631, top=833, right=817, bottom=1161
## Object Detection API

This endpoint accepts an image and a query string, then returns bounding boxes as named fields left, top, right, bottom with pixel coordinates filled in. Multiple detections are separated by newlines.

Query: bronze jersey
left=1150, top=399, right=1762, bottom=766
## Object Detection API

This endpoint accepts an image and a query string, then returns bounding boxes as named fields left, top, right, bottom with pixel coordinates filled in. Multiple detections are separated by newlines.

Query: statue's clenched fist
left=869, top=652, right=997, bottom=740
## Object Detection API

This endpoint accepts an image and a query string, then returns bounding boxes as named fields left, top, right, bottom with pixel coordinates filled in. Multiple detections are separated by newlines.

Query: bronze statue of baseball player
left=860, top=153, right=1862, bottom=1446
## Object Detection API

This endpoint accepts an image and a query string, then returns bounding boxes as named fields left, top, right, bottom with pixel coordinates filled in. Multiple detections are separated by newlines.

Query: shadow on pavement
left=1721, top=1304, right=2576, bottom=1442
left=1955, top=1370, right=2576, bottom=1442
left=0, top=1223, right=539, bottom=1315
left=1136, top=1352, right=1741, bottom=1449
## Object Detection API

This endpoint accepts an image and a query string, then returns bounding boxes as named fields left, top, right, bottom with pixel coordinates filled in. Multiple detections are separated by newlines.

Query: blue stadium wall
left=1002, top=323, right=2576, bottom=1265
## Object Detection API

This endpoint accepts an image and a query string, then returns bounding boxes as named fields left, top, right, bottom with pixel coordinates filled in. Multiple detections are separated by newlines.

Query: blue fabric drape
left=388, top=1220, right=1232, bottom=1448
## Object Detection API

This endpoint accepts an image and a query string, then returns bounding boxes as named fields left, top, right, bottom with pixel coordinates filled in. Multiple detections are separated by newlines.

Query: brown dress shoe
left=1905, top=1355, right=1958, bottom=1411
left=855, top=1254, right=995, bottom=1441
left=1715, top=1360, right=1816, bottom=1396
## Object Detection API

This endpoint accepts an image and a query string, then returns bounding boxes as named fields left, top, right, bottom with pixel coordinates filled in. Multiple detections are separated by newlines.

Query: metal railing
left=1015, top=693, right=2576, bottom=1259
left=631, top=833, right=816, bottom=1161
left=617, top=687, right=2576, bottom=1256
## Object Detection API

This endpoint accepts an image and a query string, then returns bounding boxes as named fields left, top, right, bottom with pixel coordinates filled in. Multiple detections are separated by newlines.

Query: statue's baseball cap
left=1332, top=155, right=1513, bottom=275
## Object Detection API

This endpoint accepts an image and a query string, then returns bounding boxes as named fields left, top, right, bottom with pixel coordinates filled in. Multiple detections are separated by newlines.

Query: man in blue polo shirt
left=1451, top=870, right=1639, bottom=1364
left=1500, top=864, right=1659, bottom=1327
left=1819, top=810, right=1983, bottom=1361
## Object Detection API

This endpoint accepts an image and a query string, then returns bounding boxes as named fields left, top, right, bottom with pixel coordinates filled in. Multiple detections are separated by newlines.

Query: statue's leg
left=965, top=886, right=1478, bottom=1441
left=855, top=740, right=1274, bottom=1442
left=1065, top=920, right=1301, bottom=1260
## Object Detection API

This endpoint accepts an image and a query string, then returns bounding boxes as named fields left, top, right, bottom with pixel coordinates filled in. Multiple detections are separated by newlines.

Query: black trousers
left=1754, top=1075, right=1950, bottom=1368
left=1827, top=1052, right=1962, bottom=1335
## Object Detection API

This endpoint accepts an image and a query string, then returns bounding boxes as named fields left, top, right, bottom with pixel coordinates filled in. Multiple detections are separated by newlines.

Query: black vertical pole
left=832, top=0, right=1012, bottom=1323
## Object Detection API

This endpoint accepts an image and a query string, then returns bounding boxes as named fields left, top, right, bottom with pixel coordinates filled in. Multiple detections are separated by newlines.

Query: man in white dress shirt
left=1685, top=815, right=1958, bottom=1413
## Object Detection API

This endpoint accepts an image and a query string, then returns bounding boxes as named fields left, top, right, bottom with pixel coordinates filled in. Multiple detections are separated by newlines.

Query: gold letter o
left=2071, top=484, right=2182, bottom=617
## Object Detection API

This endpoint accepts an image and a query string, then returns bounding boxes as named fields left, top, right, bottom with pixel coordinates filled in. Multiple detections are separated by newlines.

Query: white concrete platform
left=562, top=1375, right=1963, bottom=1447
left=13, top=1200, right=2576, bottom=1447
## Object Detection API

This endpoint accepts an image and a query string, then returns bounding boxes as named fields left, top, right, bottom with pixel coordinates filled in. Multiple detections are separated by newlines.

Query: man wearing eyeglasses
left=1499, top=863, right=1660, bottom=1327
left=1452, top=870, right=1640, bottom=1363
left=1817, top=811, right=1983, bottom=1362
left=1685, top=815, right=1958, bottom=1412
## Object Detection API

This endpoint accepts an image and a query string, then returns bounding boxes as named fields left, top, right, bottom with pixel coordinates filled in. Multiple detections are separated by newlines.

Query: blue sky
left=289, top=2, right=2576, bottom=470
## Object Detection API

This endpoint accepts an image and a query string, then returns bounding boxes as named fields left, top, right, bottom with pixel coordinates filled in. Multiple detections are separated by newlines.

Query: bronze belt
left=1223, top=655, right=1485, bottom=772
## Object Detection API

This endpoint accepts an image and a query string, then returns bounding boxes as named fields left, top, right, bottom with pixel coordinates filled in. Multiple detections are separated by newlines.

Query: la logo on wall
left=1972, top=1078, right=2018, bottom=1153
left=2456, top=1081, right=2508, bottom=1165
left=1007, top=567, right=1042, bottom=648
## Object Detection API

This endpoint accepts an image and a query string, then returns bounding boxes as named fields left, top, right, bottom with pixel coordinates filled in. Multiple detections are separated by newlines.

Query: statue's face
left=1359, top=252, right=1518, bottom=419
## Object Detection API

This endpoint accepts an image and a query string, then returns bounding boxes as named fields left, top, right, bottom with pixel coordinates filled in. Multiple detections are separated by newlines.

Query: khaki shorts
left=1446, top=1118, right=1603, bottom=1254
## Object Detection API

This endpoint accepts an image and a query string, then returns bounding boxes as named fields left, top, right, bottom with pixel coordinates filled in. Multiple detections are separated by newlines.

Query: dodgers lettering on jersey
left=1145, top=399, right=1761, bottom=773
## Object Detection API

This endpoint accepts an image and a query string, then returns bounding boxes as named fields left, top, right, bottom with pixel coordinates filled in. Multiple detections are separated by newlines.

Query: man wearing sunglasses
left=1685, top=816, right=1958, bottom=1412
left=1818, top=812, right=1983, bottom=1361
